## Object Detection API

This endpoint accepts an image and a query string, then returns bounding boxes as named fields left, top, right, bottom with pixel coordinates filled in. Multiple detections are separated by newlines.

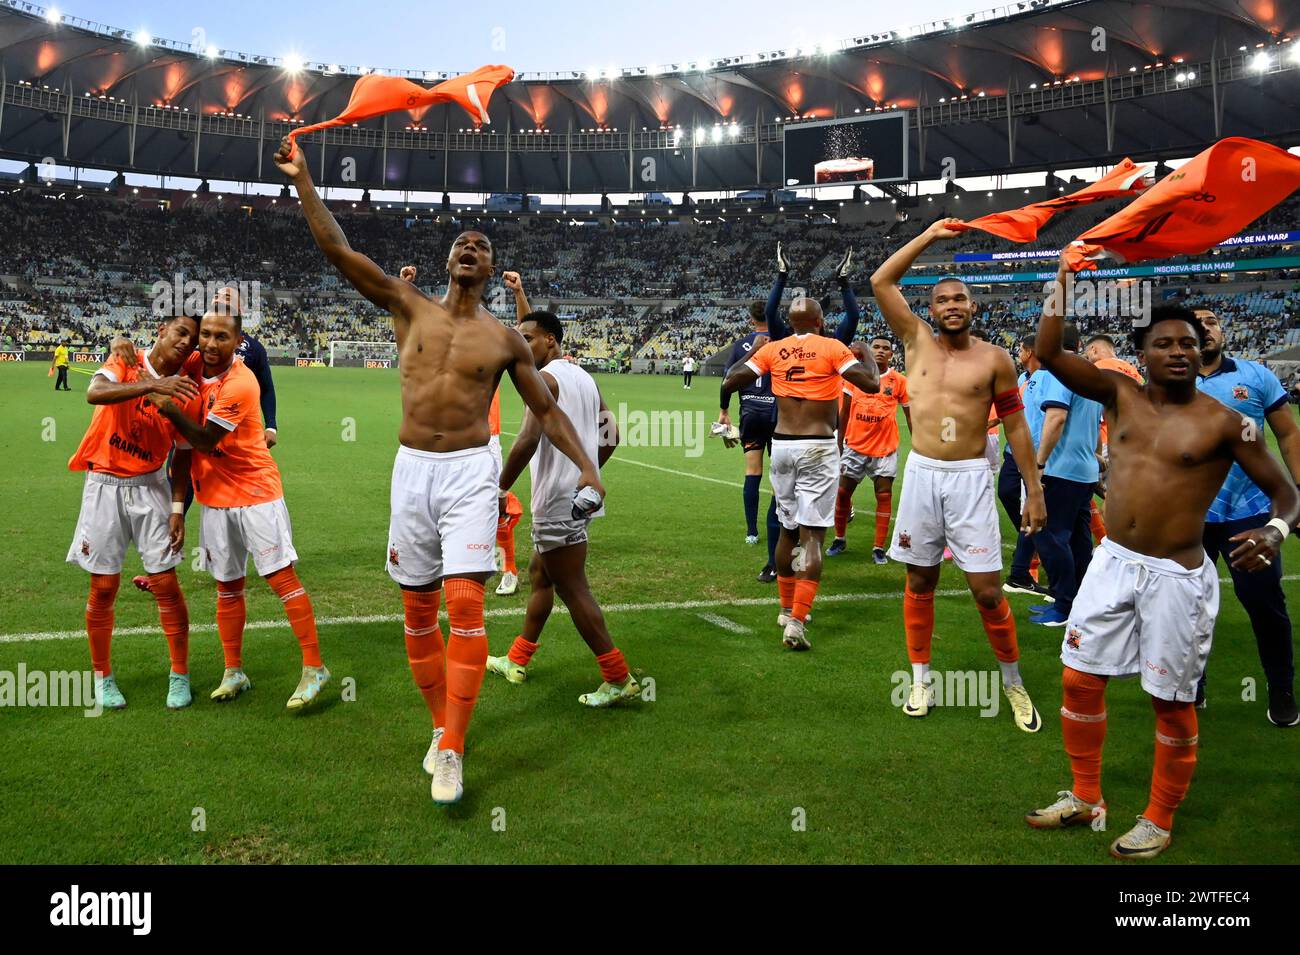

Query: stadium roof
left=0, top=0, right=1298, bottom=192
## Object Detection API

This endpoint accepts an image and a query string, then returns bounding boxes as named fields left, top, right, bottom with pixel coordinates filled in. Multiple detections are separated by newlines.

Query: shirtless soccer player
left=488, top=311, right=640, bottom=705
left=276, top=137, right=603, bottom=805
left=827, top=338, right=912, bottom=563
left=66, top=314, right=200, bottom=710
left=1026, top=264, right=1300, bottom=859
left=871, top=218, right=1047, bottom=732
left=721, top=299, right=880, bottom=650
left=152, top=309, right=329, bottom=712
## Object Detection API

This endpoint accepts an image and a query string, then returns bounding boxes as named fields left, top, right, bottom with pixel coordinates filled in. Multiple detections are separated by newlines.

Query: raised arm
left=1223, top=407, right=1300, bottom=569
left=871, top=219, right=960, bottom=345
left=766, top=244, right=791, bottom=338
left=274, top=137, right=412, bottom=315
left=832, top=249, right=861, bottom=345
left=1036, top=255, right=1119, bottom=407
left=502, top=271, right=532, bottom=320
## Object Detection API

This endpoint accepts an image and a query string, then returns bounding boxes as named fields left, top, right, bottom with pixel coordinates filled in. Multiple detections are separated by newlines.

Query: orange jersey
left=745, top=333, right=857, bottom=402
left=68, top=349, right=179, bottom=478
left=843, top=368, right=909, bottom=457
left=182, top=357, right=283, bottom=507
left=489, top=388, right=501, bottom=436
left=1095, top=356, right=1143, bottom=444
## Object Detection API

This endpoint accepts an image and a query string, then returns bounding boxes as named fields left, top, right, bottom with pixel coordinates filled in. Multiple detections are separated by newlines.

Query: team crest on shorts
left=1066, top=626, right=1083, bottom=650
left=80, top=539, right=90, bottom=556
left=898, top=532, right=911, bottom=549
left=1233, top=385, right=1249, bottom=401
left=389, top=545, right=399, bottom=566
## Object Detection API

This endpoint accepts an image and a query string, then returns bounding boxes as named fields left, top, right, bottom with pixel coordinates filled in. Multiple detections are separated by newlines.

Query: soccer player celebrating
left=277, top=137, right=602, bottom=805
left=1082, top=333, right=1143, bottom=543
left=721, top=298, right=880, bottom=650
left=488, top=312, right=639, bottom=705
left=150, top=308, right=329, bottom=712
left=1194, top=308, right=1300, bottom=726
left=827, top=337, right=911, bottom=562
left=870, top=219, right=1046, bottom=732
left=1026, top=261, right=1299, bottom=859
left=66, top=315, right=200, bottom=709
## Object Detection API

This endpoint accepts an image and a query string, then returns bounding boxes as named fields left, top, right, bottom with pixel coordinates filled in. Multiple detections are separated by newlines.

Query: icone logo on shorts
left=467, top=543, right=492, bottom=551
left=1145, top=660, right=1169, bottom=676
left=966, top=545, right=990, bottom=555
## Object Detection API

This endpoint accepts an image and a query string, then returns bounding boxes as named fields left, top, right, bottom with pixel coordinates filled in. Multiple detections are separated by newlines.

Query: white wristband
left=171, top=502, right=184, bottom=515
left=498, top=489, right=508, bottom=499
left=1267, top=517, right=1291, bottom=540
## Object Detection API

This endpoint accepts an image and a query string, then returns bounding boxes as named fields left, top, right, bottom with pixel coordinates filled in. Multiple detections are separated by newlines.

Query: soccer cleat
left=166, top=672, right=192, bottom=710
left=430, top=749, right=464, bottom=805
left=745, top=534, right=759, bottom=545
left=776, top=241, right=790, bottom=274
left=1034, top=607, right=1069, bottom=628
left=872, top=547, right=888, bottom=565
left=1025, top=790, right=1107, bottom=830
left=848, top=506, right=855, bottom=524
left=1003, top=575, right=1054, bottom=600
left=757, top=565, right=777, bottom=583
left=210, top=668, right=251, bottom=702
left=286, top=664, right=330, bottom=711
left=495, top=571, right=519, bottom=596
left=903, top=680, right=933, bottom=718
left=422, top=727, right=446, bottom=775
left=1267, top=685, right=1299, bottom=727
left=1003, top=684, right=1042, bottom=732
left=486, top=654, right=528, bottom=684
left=132, top=575, right=153, bottom=594
left=781, top=617, right=811, bottom=651
left=1110, top=816, right=1172, bottom=860
left=827, top=538, right=847, bottom=557
left=95, top=673, right=127, bottom=710
left=579, top=674, right=641, bottom=707
left=1028, top=602, right=1057, bottom=616
left=834, top=247, right=854, bottom=283
left=777, top=609, right=812, bottom=629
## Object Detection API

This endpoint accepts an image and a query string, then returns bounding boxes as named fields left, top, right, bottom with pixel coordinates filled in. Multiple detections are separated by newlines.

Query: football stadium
left=1, top=0, right=1298, bottom=899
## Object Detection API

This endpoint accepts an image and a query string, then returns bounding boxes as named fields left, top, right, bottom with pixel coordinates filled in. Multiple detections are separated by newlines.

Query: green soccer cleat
left=166, top=672, right=192, bottom=710
left=486, top=654, right=527, bottom=684
left=95, top=673, right=127, bottom=710
left=286, top=665, right=330, bottom=711
left=210, top=668, right=251, bottom=702
left=579, top=674, right=641, bottom=708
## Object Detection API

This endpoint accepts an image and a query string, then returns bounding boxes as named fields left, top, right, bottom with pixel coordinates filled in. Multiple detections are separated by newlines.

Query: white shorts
left=532, top=518, right=592, bottom=554
left=386, top=444, right=499, bottom=586
left=841, top=448, right=898, bottom=482
left=66, top=468, right=181, bottom=575
left=770, top=438, right=839, bottom=530
left=489, top=433, right=502, bottom=472
left=1062, top=537, right=1219, bottom=703
left=889, top=452, right=1002, bottom=572
left=200, top=498, right=298, bottom=582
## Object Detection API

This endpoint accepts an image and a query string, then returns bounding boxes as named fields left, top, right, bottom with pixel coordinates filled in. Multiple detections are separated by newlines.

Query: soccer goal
left=327, top=340, right=398, bottom=368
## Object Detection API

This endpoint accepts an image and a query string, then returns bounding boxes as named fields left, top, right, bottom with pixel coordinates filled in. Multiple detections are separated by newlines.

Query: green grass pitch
left=0, top=362, right=1295, bottom=864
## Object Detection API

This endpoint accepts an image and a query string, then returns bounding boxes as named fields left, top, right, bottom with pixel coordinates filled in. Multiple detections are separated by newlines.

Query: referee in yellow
left=50, top=339, right=70, bottom=391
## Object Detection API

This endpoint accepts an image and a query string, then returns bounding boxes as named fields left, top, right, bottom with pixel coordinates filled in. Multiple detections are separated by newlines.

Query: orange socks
left=596, top=648, right=630, bottom=685
left=1089, top=500, right=1107, bottom=544
left=266, top=566, right=322, bottom=667
left=834, top=487, right=853, bottom=538
left=508, top=635, right=539, bottom=667
left=441, top=578, right=487, bottom=754
left=902, top=586, right=934, bottom=664
left=777, top=575, right=796, bottom=612
left=873, top=489, right=892, bottom=549
left=147, top=570, right=189, bottom=675
left=1029, top=554, right=1041, bottom=583
left=978, top=598, right=1019, bottom=663
left=215, top=577, right=246, bottom=669
left=1145, top=698, right=1198, bottom=831
left=793, top=579, right=819, bottom=622
left=496, top=514, right=520, bottom=575
left=402, top=589, right=446, bottom=728
left=1061, top=667, right=1109, bottom=804
left=86, top=573, right=120, bottom=676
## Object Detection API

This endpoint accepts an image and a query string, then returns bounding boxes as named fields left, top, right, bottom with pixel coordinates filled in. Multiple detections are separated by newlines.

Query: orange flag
left=950, top=158, right=1153, bottom=242
left=1066, top=137, right=1300, bottom=270
left=287, top=64, right=515, bottom=154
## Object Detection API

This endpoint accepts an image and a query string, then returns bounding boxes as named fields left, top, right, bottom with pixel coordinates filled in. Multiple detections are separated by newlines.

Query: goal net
left=327, top=340, right=398, bottom=368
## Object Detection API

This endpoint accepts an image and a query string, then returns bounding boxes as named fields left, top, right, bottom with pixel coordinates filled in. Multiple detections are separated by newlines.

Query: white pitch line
left=694, top=612, right=753, bottom=634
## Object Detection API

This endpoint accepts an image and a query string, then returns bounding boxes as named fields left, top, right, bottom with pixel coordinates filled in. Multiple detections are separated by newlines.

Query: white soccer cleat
left=1110, top=816, right=1172, bottom=860
left=782, top=617, right=811, bottom=651
left=430, top=748, right=464, bottom=805
left=495, top=571, right=518, bottom=596
left=903, top=680, right=933, bottom=718
left=1003, top=683, right=1042, bottom=733
left=422, top=727, right=446, bottom=775
left=776, top=609, right=812, bottom=629
left=210, top=668, right=251, bottom=702
left=1025, top=790, right=1107, bottom=830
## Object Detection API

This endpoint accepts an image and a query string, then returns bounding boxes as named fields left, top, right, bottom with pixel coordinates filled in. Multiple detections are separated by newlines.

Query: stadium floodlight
left=46, top=7, right=61, bottom=24
left=695, top=126, right=706, bottom=143
left=728, top=124, right=740, bottom=138
left=648, top=64, right=661, bottom=76
left=135, top=30, right=152, bottom=47
left=283, top=53, right=305, bottom=75
left=1291, top=45, right=1300, bottom=63
left=586, top=67, right=598, bottom=80
left=1250, top=52, right=1270, bottom=72
left=1175, top=72, right=1187, bottom=83
left=205, top=45, right=219, bottom=59
left=1187, top=71, right=1196, bottom=80
left=710, top=126, right=722, bottom=143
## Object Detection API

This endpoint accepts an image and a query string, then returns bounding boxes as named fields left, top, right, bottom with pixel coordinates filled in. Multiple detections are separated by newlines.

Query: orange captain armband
left=993, top=388, right=1024, bottom=418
